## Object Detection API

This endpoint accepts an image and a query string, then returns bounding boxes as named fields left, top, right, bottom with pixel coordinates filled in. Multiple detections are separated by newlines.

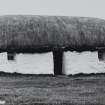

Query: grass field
left=0, top=75, right=105, bottom=105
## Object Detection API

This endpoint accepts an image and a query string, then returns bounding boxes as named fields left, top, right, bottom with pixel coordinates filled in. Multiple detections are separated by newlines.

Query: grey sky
left=0, top=0, right=104, bottom=19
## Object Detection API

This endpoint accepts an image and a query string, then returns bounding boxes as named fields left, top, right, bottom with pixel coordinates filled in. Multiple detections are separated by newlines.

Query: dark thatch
left=0, top=15, right=105, bottom=52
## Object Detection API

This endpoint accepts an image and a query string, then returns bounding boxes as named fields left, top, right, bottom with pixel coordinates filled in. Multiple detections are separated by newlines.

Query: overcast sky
left=0, top=0, right=105, bottom=19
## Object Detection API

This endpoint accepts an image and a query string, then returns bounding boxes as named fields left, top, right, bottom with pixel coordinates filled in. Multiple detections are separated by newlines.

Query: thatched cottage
left=0, top=15, right=105, bottom=75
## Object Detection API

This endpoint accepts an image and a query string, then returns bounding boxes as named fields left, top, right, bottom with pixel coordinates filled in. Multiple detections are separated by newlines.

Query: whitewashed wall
left=0, top=51, right=105, bottom=75
left=0, top=52, right=54, bottom=74
left=63, top=51, right=105, bottom=74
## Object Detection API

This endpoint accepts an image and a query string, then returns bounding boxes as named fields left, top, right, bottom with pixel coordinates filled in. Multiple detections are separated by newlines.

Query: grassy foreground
left=0, top=75, right=105, bottom=105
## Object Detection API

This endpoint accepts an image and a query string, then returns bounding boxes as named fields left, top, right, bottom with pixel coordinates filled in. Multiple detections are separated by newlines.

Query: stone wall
left=63, top=51, right=105, bottom=74
left=0, top=51, right=105, bottom=74
left=0, top=52, right=53, bottom=74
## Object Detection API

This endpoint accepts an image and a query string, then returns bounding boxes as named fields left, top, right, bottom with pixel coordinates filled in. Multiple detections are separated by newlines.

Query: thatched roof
left=0, top=15, right=105, bottom=52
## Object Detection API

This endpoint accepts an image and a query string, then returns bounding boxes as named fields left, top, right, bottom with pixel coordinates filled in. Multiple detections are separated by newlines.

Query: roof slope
left=0, top=15, right=105, bottom=52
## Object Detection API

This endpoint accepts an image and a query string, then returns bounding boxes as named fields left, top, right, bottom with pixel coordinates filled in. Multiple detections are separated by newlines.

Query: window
left=98, top=50, right=105, bottom=61
left=7, top=52, right=16, bottom=61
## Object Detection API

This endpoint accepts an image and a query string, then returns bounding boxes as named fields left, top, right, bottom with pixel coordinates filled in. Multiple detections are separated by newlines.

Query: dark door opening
left=53, top=50, right=63, bottom=75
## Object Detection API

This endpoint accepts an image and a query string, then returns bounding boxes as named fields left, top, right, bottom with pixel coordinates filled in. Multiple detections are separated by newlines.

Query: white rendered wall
left=63, top=51, right=105, bottom=75
left=0, top=51, right=105, bottom=75
left=0, top=52, right=54, bottom=74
